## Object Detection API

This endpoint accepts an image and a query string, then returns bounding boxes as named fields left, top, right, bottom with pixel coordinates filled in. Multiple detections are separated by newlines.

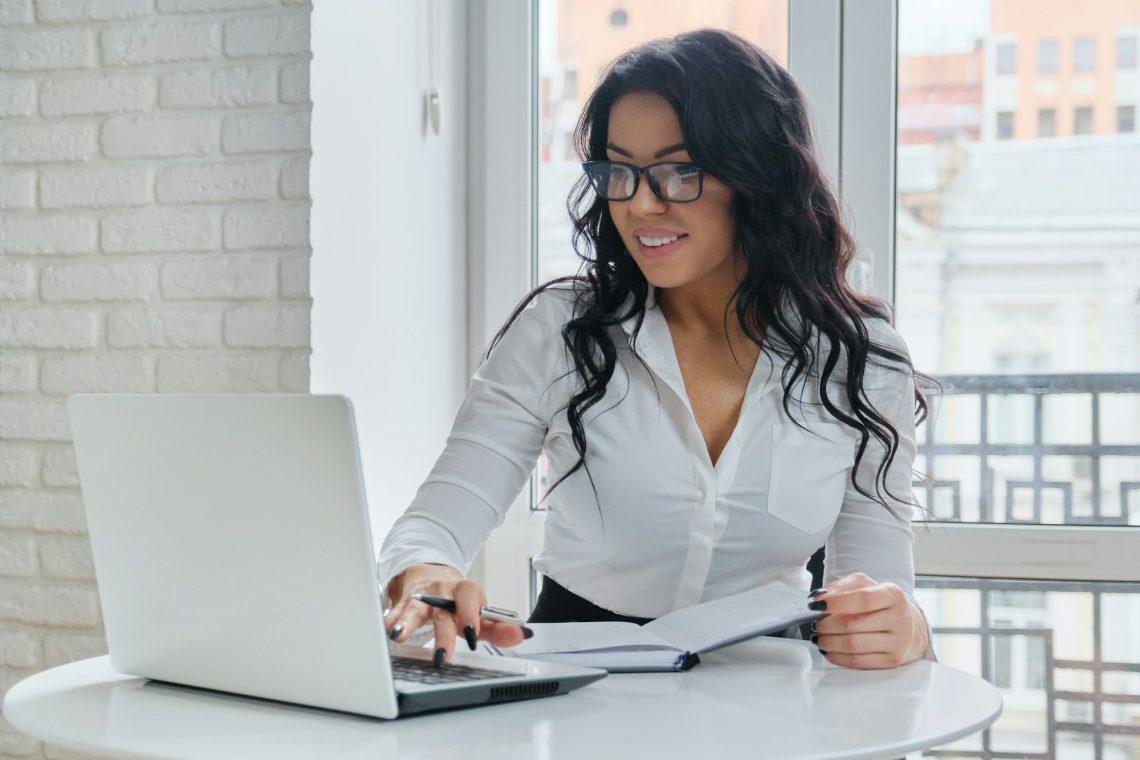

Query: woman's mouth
left=636, top=233, right=689, bottom=259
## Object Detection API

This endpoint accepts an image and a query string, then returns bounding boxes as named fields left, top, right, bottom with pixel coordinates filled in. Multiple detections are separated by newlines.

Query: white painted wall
left=310, top=1, right=469, bottom=553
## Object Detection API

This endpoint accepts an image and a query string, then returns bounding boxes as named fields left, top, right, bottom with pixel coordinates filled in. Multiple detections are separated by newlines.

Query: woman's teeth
left=638, top=234, right=684, bottom=247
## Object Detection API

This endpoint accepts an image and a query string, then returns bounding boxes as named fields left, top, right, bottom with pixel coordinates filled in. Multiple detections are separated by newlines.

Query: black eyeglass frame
left=580, top=159, right=706, bottom=203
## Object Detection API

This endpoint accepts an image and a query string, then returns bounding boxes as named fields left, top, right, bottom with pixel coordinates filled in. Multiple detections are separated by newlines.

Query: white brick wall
left=0, top=2, right=312, bottom=756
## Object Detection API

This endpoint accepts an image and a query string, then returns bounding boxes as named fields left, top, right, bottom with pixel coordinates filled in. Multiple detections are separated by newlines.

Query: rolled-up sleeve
left=823, top=328, right=937, bottom=661
left=375, top=291, right=566, bottom=597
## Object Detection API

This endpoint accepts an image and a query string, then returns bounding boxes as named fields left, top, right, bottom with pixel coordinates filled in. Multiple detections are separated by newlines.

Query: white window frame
left=467, top=0, right=1140, bottom=610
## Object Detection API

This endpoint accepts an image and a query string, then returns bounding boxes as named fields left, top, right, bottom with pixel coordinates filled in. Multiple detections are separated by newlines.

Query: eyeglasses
left=581, top=160, right=705, bottom=203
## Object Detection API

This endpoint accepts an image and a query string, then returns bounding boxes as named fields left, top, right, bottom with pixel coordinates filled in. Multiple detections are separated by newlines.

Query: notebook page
left=644, top=580, right=815, bottom=653
left=507, top=621, right=678, bottom=655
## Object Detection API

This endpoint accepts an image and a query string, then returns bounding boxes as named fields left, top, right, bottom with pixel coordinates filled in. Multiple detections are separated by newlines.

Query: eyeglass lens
left=591, top=163, right=700, bottom=202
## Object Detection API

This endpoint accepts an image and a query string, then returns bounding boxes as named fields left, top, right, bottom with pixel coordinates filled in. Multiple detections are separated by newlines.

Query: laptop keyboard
left=391, top=655, right=516, bottom=685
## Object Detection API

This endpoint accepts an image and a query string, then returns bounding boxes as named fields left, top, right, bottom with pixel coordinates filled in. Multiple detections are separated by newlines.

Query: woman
left=380, top=28, right=939, bottom=670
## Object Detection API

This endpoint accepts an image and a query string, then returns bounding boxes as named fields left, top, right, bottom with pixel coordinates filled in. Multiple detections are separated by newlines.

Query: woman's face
left=604, top=91, right=738, bottom=291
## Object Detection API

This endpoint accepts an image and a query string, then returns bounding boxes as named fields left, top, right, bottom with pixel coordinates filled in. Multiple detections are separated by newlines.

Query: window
left=1074, top=37, right=1096, bottom=73
left=472, top=4, right=1140, bottom=755
left=895, top=2, right=1140, bottom=752
left=562, top=68, right=577, bottom=99
left=996, top=42, right=1017, bottom=74
left=1037, top=39, right=1059, bottom=74
left=1120, top=104, right=1137, bottom=133
left=1073, top=105, right=1094, bottom=135
left=996, top=110, right=1014, bottom=139
left=1118, top=35, right=1138, bottom=69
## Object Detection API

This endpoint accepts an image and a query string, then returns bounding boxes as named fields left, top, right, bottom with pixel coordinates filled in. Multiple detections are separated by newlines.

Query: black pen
left=410, top=593, right=531, bottom=630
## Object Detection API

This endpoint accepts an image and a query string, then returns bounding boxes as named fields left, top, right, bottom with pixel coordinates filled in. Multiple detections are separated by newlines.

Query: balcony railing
left=913, top=372, right=1140, bottom=526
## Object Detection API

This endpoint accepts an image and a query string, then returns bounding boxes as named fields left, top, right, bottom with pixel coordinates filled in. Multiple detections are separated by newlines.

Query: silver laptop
left=67, top=393, right=606, bottom=718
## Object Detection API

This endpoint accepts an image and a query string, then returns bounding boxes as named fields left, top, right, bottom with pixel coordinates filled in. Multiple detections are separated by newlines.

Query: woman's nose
left=629, top=173, right=667, bottom=215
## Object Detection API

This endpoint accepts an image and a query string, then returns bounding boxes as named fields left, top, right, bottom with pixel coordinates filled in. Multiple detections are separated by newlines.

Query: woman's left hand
left=809, top=572, right=930, bottom=669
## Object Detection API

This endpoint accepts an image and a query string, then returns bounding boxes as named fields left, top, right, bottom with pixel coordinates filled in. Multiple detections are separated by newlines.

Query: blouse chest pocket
left=766, top=418, right=857, bottom=535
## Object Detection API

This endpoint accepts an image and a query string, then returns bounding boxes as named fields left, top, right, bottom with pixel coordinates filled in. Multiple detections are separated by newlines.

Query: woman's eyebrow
left=605, top=141, right=687, bottom=159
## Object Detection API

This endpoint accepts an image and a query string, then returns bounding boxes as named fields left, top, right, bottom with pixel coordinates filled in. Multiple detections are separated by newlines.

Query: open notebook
left=492, top=580, right=825, bottom=672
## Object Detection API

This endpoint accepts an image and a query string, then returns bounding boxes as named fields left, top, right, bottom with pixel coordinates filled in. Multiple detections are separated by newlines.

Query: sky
left=898, top=0, right=991, bottom=56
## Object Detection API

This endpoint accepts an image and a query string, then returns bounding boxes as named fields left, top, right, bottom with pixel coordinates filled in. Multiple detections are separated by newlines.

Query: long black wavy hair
left=485, top=28, right=939, bottom=525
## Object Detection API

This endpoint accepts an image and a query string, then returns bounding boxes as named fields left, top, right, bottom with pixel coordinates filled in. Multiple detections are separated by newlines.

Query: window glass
left=1074, top=37, right=1097, bottom=73
left=536, top=0, right=789, bottom=285
left=995, top=41, right=1017, bottom=74
left=1038, top=39, right=1059, bottom=74
left=1074, top=105, right=1095, bottom=134
left=1120, top=105, right=1137, bottom=133
left=1117, top=35, right=1137, bottom=69
left=896, top=0, right=1140, bottom=526
left=996, top=110, right=1014, bottom=138
left=918, top=577, right=1140, bottom=758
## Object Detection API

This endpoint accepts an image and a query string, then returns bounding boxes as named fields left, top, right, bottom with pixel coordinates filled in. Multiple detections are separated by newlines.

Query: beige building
left=984, top=0, right=1140, bottom=140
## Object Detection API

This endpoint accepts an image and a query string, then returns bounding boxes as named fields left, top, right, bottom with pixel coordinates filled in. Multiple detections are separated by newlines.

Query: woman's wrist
left=902, top=596, right=932, bottom=663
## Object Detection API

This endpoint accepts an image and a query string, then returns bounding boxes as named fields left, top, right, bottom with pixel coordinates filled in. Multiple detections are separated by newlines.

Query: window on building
left=1118, top=35, right=1138, bottom=69
left=1074, top=37, right=1096, bottom=73
left=996, top=42, right=1017, bottom=74
left=1119, top=104, right=1137, bottom=133
left=1037, top=108, right=1056, bottom=137
left=1037, top=38, right=1059, bottom=74
left=997, top=110, right=1014, bottom=139
left=562, top=68, right=577, bottom=99
left=1073, top=106, right=1094, bottom=135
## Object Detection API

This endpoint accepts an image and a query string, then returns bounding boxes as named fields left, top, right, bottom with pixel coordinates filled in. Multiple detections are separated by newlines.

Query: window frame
left=468, top=0, right=1140, bottom=602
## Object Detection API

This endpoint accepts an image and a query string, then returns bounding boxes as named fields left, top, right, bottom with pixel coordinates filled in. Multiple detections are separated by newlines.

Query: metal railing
left=919, top=577, right=1140, bottom=760
left=914, top=373, right=1140, bottom=526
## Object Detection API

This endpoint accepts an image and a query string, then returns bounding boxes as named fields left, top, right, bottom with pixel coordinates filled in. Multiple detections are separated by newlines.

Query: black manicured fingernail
left=808, top=599, right=827, bottom=611
left=433, top=647, right=446, bottom=667
left=808, top=588, right=828, bottom=598
left=810, top=633, right=819, bottom=645
left=388, top=623, right=403, bottom=640
left=522, top=626, right=534, bottom=639
left=464, top=625, right=477, bottom=651
left=819, top=649, right=828, bottom=655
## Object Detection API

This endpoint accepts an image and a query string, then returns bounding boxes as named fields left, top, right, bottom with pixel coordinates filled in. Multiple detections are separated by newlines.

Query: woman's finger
left=477, top=620, right=528, bottom=648
left=452, top=580, right=486, bottom=652
left=384, top=598, right=408, bottom=632
left=814, top=631, right=897, bottom=655
left=430, top=606, right=459, bottom=666
left=813, top=582, right=905, bottom=617
left=823, top=650, right=904, bottom=669
left=814, top=607, right=897, bottom=636
left=389, top=598, right=431, bottom=643
left=816, top=572, right=876, bottom=596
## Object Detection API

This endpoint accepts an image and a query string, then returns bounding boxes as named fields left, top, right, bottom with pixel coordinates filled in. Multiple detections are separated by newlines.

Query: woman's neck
left=656, top=253, right=756, bottom=344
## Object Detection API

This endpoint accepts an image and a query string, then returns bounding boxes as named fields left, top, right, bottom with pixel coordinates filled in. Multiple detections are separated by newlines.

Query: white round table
left=3, top=639, right=1001, bottom=760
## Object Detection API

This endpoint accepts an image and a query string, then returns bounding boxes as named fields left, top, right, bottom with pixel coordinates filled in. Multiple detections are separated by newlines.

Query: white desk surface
left=3, top=639, right=1001, bottom=760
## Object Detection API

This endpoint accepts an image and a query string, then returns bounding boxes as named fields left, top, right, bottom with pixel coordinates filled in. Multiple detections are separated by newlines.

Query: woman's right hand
left=383, top=563, right=530, bottom=666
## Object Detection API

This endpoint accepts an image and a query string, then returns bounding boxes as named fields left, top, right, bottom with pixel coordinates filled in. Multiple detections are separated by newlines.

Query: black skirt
left=528, top=574, right=802, bottom=640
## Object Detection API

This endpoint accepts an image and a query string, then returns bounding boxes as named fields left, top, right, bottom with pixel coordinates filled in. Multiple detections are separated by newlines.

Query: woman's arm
left=376, top=290, right=567, bottom=659
left=812, top=327, right=937, bottom=668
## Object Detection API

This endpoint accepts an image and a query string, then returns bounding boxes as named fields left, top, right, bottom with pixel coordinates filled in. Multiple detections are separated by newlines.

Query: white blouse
left=377, top=281, right=932, bottom=654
